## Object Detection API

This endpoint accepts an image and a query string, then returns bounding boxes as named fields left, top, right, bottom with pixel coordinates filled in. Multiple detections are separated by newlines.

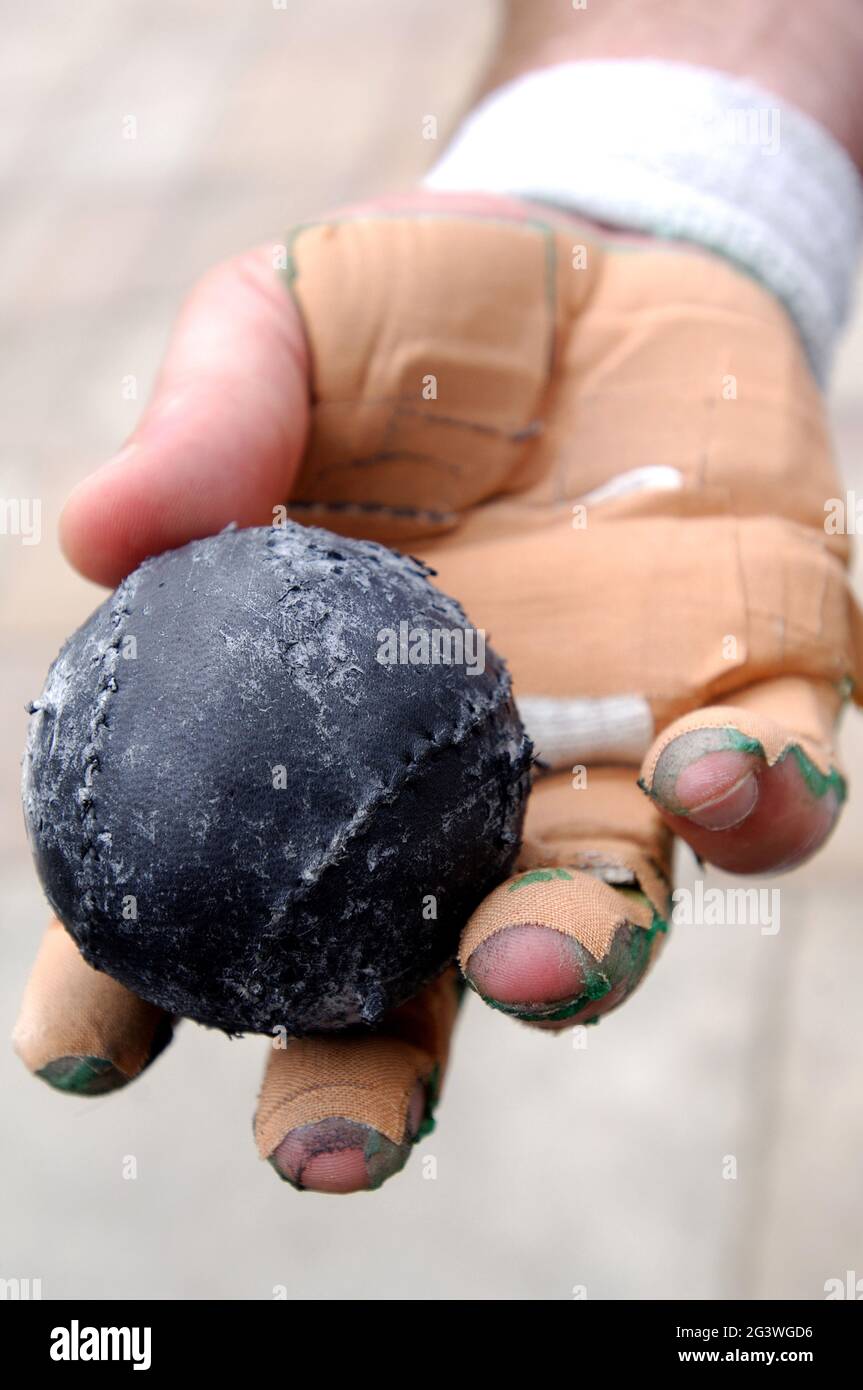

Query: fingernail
left=36, top=1055, right=127, bottom=1096
left=683, top=768, right=759, bottom=830
left=270, top=1089, right=428, bottom=1194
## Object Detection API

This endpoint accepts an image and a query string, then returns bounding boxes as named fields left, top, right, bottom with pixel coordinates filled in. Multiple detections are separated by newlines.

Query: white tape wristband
left=425, top=61, right=863, bottom=380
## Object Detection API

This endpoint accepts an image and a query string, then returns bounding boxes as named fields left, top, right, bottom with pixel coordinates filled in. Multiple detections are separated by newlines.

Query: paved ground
left=1, top=0, right=862, bottom=1301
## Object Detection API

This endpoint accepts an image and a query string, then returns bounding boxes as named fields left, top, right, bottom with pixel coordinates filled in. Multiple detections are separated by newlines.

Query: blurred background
left=1, top=0, right=862, bottom=1301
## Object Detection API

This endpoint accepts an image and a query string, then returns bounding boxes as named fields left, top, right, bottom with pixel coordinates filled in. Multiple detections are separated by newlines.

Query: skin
left=23, top=0, right=863, bottom=1192
left=480, top=0, right=863, bottom=166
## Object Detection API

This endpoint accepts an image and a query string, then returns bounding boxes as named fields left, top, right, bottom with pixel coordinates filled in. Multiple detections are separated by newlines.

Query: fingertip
left=36, top=1055, right=130, bottom=1097
left=58, top=454, right=141, bottom=586
left=650, top=736, right=842, bottom=873
left=466, top=923, right=587, bottom=1008
left=15, top=921, right=174, bottom=1092
left=268, top=1091, right=426, bottom=1194
left=272, top=1134, right=372, bottom=1194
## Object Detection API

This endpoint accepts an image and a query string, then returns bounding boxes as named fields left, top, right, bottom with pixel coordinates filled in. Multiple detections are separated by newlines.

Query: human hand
left=15, top=189, right=860, bottom=1192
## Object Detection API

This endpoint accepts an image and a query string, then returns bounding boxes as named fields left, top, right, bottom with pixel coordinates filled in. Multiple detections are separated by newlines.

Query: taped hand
left=16, top=190, right=861, bottom=1192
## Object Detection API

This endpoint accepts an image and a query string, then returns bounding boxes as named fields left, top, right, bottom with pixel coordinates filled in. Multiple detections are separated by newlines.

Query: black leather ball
left=23, top=524, right=531, bottom=1033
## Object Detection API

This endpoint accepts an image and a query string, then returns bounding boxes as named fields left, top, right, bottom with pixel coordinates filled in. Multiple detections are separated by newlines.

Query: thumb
left=60, top=244, right=310, bottom=587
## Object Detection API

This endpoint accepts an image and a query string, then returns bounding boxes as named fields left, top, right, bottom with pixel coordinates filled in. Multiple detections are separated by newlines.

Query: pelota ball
left=23, top=523, right=531, bottom=1034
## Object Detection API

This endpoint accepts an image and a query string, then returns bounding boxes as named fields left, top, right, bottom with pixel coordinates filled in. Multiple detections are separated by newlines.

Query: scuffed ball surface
left=23, top=524, right=531, bottom=1033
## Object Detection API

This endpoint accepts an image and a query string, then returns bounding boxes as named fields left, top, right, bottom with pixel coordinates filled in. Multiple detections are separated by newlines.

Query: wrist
left=484, top=0, right=863, bottom=170
left=425, top=60, right=863, bottom=381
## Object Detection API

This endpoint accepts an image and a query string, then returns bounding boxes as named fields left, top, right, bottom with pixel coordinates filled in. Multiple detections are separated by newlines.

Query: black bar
left=2, top=1297, right=860, bottom=1373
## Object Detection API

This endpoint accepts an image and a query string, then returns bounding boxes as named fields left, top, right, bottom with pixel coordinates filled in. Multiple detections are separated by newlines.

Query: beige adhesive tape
left=427, top=513, right=859, bottom=730
left=525, top=766, right=668, bottom=854
left=521, top=768, right=671, bottom=905
left=255, top=967, right=460, bottom=1156
left=14, top=920, right=166, bottom=1079
left=285, top=214, right=862, bottom=740
left=459, top=870, right=655, bottom=971
left=286, top=214, right=848, bottom=537
left=458, top=767, right=671, bottom=972
left=256, top=1036, right=432, bottom=1153
left=561, top=839, right=671, bottom=918
left=285, top=215, right=595, bottom=541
